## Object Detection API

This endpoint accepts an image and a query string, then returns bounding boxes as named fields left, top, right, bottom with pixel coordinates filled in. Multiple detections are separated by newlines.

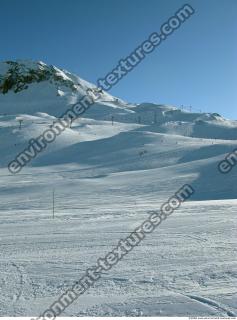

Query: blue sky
left=1, top=0, right=236, bottom=119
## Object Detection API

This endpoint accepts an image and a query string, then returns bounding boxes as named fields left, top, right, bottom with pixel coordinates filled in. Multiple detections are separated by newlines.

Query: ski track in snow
left=185, top=294, right=236, bottom=317
left=0, top=192, right=236, bottom=316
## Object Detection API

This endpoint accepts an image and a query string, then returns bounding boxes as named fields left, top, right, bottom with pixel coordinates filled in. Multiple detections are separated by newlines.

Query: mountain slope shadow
left=190, top=157, right=237, bottom=200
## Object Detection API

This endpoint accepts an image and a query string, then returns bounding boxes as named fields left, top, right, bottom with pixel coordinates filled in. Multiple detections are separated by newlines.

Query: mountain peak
left=0, top=60, right=81, bottom=95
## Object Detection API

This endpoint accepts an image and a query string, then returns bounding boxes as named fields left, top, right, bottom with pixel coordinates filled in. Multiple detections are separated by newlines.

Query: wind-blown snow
left=0, top=60, right=236, bottom=316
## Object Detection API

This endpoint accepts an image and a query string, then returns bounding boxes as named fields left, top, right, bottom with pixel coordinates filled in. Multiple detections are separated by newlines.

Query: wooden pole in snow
left=154, top=111, right=157, bottom=124
left=19, top=119, right=23, bottom=130
left=53, top=189, right=55, bottom=219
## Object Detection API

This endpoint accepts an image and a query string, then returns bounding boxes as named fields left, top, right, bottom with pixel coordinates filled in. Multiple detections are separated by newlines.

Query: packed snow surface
left=0, top=60, right=236, bottom=316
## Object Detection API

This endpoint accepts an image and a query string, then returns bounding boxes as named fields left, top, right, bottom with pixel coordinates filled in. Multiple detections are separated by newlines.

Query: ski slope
left=0, top=60, right=236, bottom=316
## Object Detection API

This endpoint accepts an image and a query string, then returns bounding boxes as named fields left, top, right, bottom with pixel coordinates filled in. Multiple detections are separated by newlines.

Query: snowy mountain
left=0, top=59, right=237, bottom=198
left=1, top=60, right=236, bottom=136
left=0, top=60, right=236, bottom=316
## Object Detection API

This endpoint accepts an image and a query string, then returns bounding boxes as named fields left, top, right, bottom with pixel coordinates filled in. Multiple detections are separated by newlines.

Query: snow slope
left=0, top=60, right=236, bottom=316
